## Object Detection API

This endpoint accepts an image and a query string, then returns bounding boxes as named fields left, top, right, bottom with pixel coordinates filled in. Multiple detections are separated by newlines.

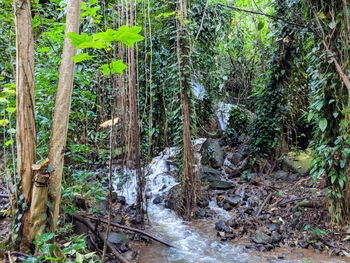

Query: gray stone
left=251, top=232, right=273, bottom=245
left=106, top=232, right=130, bottom=245
left=231, top=153, right=243, bottom=166
left=271, top=231, right=282, bottom=243
left=273, top=170, right=288, bottom=180
left=200, top=168, right=235, bottom=190
left=223, top=202, right=232, bottom=211
left=269, top=223, right=280, bottom=232
left=225, top=195, right=241, bottom=206
left=165, top=185, right=180, bottom=211
left=215, top=220, right=231, bottom=233
left=153, top=195, right=162, bottom=204
left=201, top=139, right=224, bottom=168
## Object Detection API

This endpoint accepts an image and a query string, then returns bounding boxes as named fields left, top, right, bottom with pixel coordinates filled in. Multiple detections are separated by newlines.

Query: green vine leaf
left=100, top=60, right=128, bottom=76
left=319, top=118, right=328, bottom=132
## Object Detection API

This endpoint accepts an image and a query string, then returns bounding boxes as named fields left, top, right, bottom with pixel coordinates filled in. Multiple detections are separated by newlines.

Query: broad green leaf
left=258, top=21, right=264, bottom=31
left=319, top=118, right=327, bottom=132
left=67, top=33, right=93, bottom=48
left=329, top=21, right=336, bottom=29
left=6, top=107, right=16, bottom=113
left=114, top=25, right=144, bottom=47
left=100, top=60, right=128, bottom=76
left=71, top=53, right=94, bottom=63
left=35, top=232, right=54, bottom=243
left=92, top=29, right=117, bottom=42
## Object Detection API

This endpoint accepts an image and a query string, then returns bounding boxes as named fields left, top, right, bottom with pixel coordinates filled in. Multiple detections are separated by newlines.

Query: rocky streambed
left=110, top=137, right=350, bottom=263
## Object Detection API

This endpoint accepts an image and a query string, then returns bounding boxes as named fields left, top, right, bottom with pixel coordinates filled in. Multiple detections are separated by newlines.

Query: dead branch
left=71, top=214, right=130, bottom=263
left=85, top=215, right=174, bottom=248
left=256, top=192, right=273, bottom=217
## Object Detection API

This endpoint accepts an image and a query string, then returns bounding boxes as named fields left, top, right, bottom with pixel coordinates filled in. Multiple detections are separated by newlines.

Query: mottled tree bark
left=128, top=0, right=144, bottom=223
left=48, top=0, right=81, bottom=232
left=14, top=0, right=36, bottom=251
left=176, top=0, right=196, bottom=220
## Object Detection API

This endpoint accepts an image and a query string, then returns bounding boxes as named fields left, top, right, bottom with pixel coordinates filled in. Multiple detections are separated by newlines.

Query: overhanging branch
left=217, top=3, right=308, bottom=29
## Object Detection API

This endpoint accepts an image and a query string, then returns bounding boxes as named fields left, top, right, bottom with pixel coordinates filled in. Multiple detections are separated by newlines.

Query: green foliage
left=220, top=127, right=238, bottom=147
left=227, top=105, right=250, bottom=134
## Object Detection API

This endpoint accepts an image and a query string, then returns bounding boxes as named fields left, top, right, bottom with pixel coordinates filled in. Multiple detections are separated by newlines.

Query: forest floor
left=1, top=139, right=350, bottom=262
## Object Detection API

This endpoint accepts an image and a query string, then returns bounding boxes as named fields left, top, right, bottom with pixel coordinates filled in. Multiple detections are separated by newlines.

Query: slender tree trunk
left=14, top=0, right=36, bottom=251
left=48, top=0, right=81, bottom=232
left=176, top=0, right=196, bottom=220
left=128, top=0, right=144, bottom=223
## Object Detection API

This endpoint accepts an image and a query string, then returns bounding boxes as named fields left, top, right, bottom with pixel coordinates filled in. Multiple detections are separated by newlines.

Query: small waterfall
left=113, top=142, right=343, bottom=263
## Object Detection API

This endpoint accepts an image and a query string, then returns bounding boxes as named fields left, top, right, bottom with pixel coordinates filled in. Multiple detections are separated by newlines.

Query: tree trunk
left=128, top=0, right=144, bottom=223
left=14, top=0, right=36, bottom=251
left=176, top=0, right=196, bottom=220
left=48, top=0, right=81, bottom=232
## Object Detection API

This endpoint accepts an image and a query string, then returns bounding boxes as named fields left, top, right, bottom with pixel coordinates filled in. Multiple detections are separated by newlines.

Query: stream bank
left=111, top=137, right=350, bottom=263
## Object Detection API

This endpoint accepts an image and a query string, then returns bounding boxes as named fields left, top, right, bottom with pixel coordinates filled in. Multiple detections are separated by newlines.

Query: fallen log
left=71, top=214, right=130, bottom=263
left=86, top=215, right=174, bottom=248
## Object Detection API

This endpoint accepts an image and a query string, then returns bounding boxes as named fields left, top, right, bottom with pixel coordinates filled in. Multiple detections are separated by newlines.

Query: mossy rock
left=283, top=149, right=313, bottom=174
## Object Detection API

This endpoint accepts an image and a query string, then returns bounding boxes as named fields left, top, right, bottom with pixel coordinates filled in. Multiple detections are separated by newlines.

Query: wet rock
left=117, top=196, right=126, bottom=206
left=95, top=200, right=108, bottom=213
left=251, top=232, right=273, bottom=245
left=298, top=239, right=309, bottom=248
left=269, top=223, right=280, bottom=232
left=223, top=202, right=232, bottom=211
left=111, top=192, right=118, bottom=202
left=165, top=185, right=180, bottom=211
left=217, top=232, right=226, bottom=239
left=106, top=232, right=130, bottom=245
left=230, top=153, right=243, bottom=166
left=271, top=231, right=282, bottom=243
left=200, top=168, right=235, bottom=190
left=153, top=195, right=162, bottom=204
left=215, top=220, right=231, bottom=233
left=225, top=195, right=241, bottom=206
left=226, top=232, right=236, bottom=239
left=112, top=215, right=125, bottom=225
left=200, top=139, right=224, bottom=168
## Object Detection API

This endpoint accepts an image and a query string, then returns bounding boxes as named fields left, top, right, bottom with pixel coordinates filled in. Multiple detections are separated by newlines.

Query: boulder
left=200, top=168, right=235, bottom=190
left=230, top=153, right=243, bottom=166
left=283, top=149, right=313, bottom=174
left=273, top=170, right=289, bottom=180
left=165, top=184, right=181, bottom=211
left=201, top=139, right=224, bottom=168
left=251, top=232, right=273, bottom=245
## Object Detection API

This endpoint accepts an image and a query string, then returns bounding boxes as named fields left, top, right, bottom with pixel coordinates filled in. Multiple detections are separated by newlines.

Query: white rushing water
left=113, top=143, right=345, bottom=263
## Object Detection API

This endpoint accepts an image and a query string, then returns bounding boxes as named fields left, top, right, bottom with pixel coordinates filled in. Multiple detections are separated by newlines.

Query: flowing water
left=114, top=145, right=347, bottom=263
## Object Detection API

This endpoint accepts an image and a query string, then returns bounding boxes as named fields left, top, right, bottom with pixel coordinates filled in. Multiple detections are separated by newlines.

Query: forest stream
left=114, top=143, right=347, bottom=263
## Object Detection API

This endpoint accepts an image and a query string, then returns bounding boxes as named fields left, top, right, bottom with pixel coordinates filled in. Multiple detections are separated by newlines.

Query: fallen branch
left=71, top=214, right=130, bottom=263
left=0, top=194, right=10, bottom=198
left=256, top=192, right=273, bottom=217
left=278, top=197, right=310, bottom=207
left=86, top=215, right=174, bottom=248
